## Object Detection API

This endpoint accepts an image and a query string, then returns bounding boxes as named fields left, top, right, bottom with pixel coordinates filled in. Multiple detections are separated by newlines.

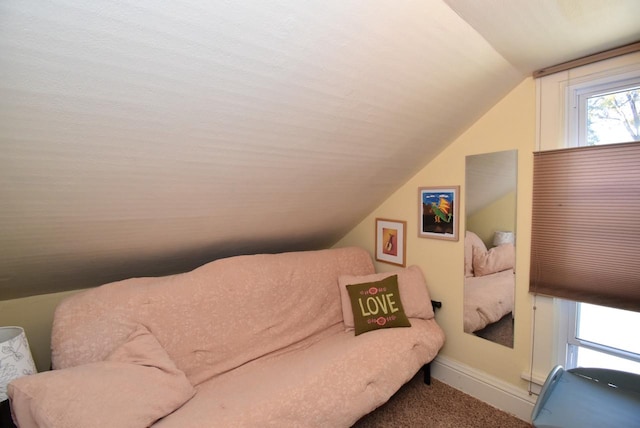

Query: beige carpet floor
left=353, top=371, right=532, bottom=428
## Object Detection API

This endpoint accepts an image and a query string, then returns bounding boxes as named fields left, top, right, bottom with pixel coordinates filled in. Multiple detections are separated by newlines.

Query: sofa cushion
left=339, top=265, right=434, bottom=331
left=346, top=275, right=411, bottom=335
left=152, top=319, right=446, bottom=428
left=8, top=325, right=195, bottom=428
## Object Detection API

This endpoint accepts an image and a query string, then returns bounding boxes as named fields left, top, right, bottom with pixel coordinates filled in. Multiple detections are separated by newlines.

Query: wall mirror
left=464, top=150, right=517, bottom=348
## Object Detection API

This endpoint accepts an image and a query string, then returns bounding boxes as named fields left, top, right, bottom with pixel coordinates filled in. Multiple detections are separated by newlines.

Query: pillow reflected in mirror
left=472, top=243, right=515, bottom=277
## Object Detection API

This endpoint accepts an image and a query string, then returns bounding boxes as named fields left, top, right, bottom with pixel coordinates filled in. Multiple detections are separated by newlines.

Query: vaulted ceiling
left=2, top=0, right=639, bottom=300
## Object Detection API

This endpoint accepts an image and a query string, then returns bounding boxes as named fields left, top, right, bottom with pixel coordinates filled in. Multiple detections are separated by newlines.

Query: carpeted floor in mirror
left=473, top=313, right=514, bottom=348
left=352, top=370, right=532, bottom=428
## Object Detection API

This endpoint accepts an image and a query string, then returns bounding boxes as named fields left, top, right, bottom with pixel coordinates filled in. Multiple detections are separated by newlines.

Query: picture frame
left=418, top=186, right=459, bottom=241
left=375, top=218, right=406, bottom=267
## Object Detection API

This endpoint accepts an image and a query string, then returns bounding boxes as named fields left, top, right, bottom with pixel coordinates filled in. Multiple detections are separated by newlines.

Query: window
left=567, top=302, right=640, bottom=375
left=563, top=72, right=640, bottom=374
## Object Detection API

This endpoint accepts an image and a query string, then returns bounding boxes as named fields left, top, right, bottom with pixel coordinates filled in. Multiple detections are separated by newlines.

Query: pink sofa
left=9, top=247, right=445, bottom=427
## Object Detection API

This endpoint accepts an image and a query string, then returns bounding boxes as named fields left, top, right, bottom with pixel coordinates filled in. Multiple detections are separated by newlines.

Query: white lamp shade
left=493, top=230, right=515, bottom=246
left=0, top=326, right=37, bottom=401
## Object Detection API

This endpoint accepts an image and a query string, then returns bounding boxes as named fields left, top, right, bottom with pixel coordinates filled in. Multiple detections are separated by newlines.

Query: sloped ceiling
left=1, top=1, right=639, bottom=300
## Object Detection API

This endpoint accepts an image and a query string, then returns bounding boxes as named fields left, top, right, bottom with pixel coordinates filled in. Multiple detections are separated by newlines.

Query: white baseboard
left=430, top=356, right=537, bottom=423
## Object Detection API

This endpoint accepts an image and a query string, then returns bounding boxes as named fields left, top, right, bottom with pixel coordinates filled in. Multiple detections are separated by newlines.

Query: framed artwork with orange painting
left=375, top=218, right=406, bottom=266
left=418, top=186, right=459, bottom=241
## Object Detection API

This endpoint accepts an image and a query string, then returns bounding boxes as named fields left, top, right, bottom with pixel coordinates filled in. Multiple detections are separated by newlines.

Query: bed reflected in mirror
left=464, top=150, right=517, bottom=348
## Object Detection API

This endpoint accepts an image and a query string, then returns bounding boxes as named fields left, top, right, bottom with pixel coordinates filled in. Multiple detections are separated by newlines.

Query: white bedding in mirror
left=463, top=268, right=514, bottom=334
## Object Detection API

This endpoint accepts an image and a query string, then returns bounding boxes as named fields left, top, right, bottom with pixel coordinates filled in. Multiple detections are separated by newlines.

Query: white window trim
left=565, top=302, right=578, bottom=368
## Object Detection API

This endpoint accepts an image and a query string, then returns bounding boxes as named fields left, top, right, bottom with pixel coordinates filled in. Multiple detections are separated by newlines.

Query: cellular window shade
left=530, top=141, right=640, bottom=312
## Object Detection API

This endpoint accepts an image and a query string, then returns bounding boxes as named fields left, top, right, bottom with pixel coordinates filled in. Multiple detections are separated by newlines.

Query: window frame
left=565, top=301, right=640, bottom=369
left=566, top=73, right=640, bottom=148
left=560, top=67, right=640, bottom=370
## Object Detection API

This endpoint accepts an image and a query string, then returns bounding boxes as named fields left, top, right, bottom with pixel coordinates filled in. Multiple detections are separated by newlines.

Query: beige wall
left=335, top=77, right=536, bottom=389
left=467, top=190, right=516, bottom=248
left=0, top=290, right=80, bottom=371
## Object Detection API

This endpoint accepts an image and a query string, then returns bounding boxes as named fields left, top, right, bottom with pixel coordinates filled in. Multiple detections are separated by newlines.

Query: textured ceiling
left=1, top=0, right=639, bottom=300
left=444, top=0, right=640, bottom=73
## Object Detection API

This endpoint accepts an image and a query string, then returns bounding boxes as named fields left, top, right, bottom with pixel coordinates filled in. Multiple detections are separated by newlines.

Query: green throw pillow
left=346, top=275, right=411, bottom=336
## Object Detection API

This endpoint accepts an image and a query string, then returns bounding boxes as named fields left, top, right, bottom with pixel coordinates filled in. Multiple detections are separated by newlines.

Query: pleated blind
left=530, top=141, right=640, bottom=311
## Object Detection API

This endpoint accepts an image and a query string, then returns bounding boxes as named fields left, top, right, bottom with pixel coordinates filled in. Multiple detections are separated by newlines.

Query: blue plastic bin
left=531, top=365, right=640, bottom=427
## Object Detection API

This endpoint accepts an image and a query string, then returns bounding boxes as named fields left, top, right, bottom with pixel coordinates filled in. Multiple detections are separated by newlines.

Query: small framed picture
left=418, top=186, right=459, bottom=241
left=375, top=218, right=406, bottom=266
